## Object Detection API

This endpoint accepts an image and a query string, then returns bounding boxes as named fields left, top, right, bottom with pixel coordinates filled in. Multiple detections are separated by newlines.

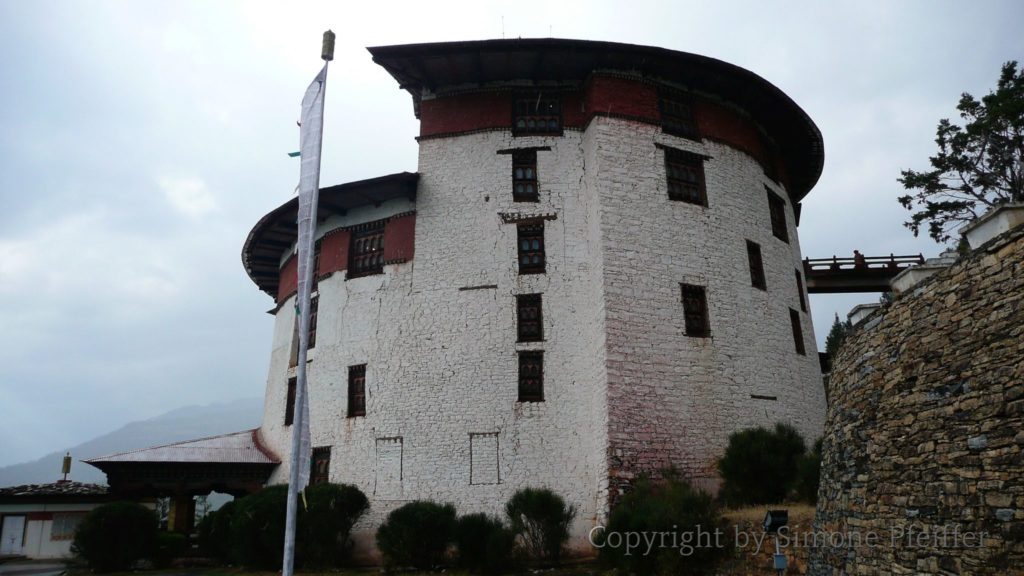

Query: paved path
left=0, top=562, right=66, bottom=576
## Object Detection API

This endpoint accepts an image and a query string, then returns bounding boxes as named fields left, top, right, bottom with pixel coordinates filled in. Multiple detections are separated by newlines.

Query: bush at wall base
left=597, top=473, right=728, bottom=575
left=298, top=482, right=370, bottom=567
left=226, top=482, right=369, bottom=569
left=227, top=484, right=288, bottom=569
left=717, top=422, right=807, bottom=506
left=376, top=500, right=457, bottom=570
left=71, top=501, right=159, bottom=573
left=455, top=512, right=518, bottom=574
left=505, top=487, right=576, bottom=566
left=795, top=438, right=823, bottom=503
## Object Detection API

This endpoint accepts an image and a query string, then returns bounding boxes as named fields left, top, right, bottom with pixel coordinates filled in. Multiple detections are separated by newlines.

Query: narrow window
left=348, top=364, right=366, bottom=417
left=518, top=351, right=544, bottom=402
left=795, top=269, right=807, bottom=312
left=517, top=294, right=543, bottom=342
left=348, top=221, right=385, bottom=278
left=513, top=95, right=561, bottom=135
left=517, top=222, right=545, bottom=274
left=307, top=295, right=319, bottom=349
left=284, top=377, right=296, bottom=426
left=767, top=188, right=789, bottom=242
left=790, top=308, right=806, bottom=355
left=747, top=240, right=767, bottom=291
left=50, top=513, right=84, bottom=541
left=289, top=317, right=299, bottom=368
left=513, top=150, right=539, bottom=202
left=664, top=147, right=707, bottom=206
left=680, top=283, right=710, bottom=337
left=658, top=89, right=699, bottom=140
left=312, top=238, right=322, bottom=286
left=310, top=446, right=331, bottom=485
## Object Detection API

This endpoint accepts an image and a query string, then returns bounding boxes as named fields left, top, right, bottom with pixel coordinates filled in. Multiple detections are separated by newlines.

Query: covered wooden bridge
left=803, top=252, right=924, bottom=294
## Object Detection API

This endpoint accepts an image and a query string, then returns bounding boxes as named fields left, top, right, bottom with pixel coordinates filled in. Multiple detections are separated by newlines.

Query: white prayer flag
left=293, top=63, right=327, bottom=490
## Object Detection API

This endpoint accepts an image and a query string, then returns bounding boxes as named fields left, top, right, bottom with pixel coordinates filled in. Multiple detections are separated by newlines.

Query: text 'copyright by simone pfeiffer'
left=589, top=524, right=989, bottom=557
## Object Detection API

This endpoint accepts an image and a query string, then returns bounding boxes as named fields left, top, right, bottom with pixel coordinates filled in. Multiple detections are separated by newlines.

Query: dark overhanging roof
left=368, top=38, right=824, bottom=201
left=242, top=172, right=419, bottom=296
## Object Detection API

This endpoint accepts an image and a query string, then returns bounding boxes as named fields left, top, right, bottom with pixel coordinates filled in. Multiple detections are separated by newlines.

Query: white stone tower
left=242, top=39, right=826, bottom=553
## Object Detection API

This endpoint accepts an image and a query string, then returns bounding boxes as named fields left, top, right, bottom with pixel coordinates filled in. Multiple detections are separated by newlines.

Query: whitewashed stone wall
left=260, top=129, right=609, bottom=555
left=592, top=117, right=825, bottom=494
left=257, top=117, right=826, bottom=557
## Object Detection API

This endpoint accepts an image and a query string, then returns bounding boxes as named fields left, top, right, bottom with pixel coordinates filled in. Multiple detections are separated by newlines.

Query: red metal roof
left=85, top=429, right=279, bottom=465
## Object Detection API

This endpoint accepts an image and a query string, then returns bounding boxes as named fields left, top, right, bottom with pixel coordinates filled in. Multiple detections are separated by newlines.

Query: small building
left=0, top=481, right=111, bottom=559
left=85, top=429, right=279, bottom=533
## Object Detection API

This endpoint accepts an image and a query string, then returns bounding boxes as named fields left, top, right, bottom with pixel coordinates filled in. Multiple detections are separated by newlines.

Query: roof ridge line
left=84, top=428, right=260, bottom=462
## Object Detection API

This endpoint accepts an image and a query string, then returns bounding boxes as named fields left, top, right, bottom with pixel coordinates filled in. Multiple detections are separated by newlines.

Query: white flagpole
left=282, top=29, right=335, bottom=576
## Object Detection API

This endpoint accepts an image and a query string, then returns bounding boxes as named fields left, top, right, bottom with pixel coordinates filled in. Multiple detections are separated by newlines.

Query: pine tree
left=824, top=313, right=851, bottom=360
left=898, top=61, right=1024, bottom=243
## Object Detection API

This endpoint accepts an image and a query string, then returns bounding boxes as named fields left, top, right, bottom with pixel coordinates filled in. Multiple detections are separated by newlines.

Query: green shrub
left=505, top=487, right=575, bottom=566
left=227, top=483, right=369, bottom=569
left=153, top=531, right=189, bottom=568
left=196, top=499, right=236, bottom=560
left=298, top=482, right=370, bottom=567
left=795, top=438, right=823, bottom=503
left=717, top=422, right=807, bottom=506
left=229, top=485, right=288, bottom=569
left=71, top=501, right=159, bottom=572
left=455, top=513, right=518, bottom=574
left=597, top=473, right=728, bottom=575
left=376, top=501, right=457, bottom=570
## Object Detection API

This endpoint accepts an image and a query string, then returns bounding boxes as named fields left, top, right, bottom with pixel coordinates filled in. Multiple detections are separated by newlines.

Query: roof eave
left=368, top=39, right=823, bottom=200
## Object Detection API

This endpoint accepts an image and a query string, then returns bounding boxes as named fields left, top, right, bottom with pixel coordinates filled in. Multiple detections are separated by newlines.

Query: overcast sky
left=1, top=0, right=1021, bottom=467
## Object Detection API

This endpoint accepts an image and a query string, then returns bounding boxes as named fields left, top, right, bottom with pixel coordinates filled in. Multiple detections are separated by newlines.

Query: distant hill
left=0, top=398, right=264, bottom=486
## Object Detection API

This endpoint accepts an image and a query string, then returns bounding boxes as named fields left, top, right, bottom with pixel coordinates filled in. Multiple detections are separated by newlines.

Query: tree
left=717, top=423, right=807, bottom=506
left=898, top=61, right=1024, bottom=243
left=824, top=313, right=851, bottom=361
left=72, top=501, right=159, bottom=572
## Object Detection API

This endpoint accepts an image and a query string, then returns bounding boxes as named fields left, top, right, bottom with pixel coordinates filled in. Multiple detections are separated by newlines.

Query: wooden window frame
left=513, top=149, right=539, bottom=202
left=348, top=364, right=366, bottom=418
left=658, top=88, right=700, bottom=140
left=767, top=188, right=790, bottom=243
left=680, top=283, right=711, bottom=338
left=516, top=294, right=543, bottom=342
left=284, top=377, right=296, bottom=426
left=312, top=238, right=322, bottom=286
left=512, top=94, right=562, bottom=136
left=518, top=351, right=544, bottom=402
left=289, top=316, right=299, bottom=368
left=307, top=295, right=319, bottom=349
left=50, top=513, right=85, bottom=541
left=663, top=147, right=708, bottom=206
left=348, top=221, right=385, bottom=278
left=310, top=446, right=331, bottom=486
left=517, top=222, right=546, bottom=275
left=790, top=308, right=806, bottom=356
left=795, top=269, right=807, bottom=312
left=747, top=240, right=767, bottom=291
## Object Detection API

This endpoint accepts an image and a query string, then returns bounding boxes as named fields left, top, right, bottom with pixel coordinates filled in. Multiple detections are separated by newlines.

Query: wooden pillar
left=171, top=493, right=194, bottom=533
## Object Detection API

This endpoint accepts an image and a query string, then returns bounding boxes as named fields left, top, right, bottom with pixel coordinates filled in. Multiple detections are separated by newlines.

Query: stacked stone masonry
left=810, top=226, right=1024, bottom=575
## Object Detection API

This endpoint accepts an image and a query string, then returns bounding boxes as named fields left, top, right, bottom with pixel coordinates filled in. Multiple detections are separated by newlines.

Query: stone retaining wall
left=810, top=226, right=1024, bottom=575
